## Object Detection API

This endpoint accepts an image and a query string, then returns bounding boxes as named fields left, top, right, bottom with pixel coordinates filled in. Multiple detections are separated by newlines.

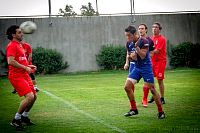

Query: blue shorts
left=129, top=62, right=135, bottom=73
left=128, top=67, right=154, bottom=83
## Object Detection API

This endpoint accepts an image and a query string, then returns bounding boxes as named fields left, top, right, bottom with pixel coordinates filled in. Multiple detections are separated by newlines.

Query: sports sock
left=15, top=113, right=22, bottom=120
left=22, top=111, right=29, bottom=117
left=130, top=100, right=137, bottom=110
left=143, top=86, right=149, bottom=101
left=34, top=85, right=38, bottom=89
left=157, top=104, right=163, bottom=113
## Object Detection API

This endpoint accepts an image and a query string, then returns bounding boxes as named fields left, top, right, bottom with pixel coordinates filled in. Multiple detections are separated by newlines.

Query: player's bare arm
left=129, top=51, right=137, bottom=60
left=135, top=46, right=148, bottom=60
left=7, top=56, right=32, bottom=73
left=28, top=53, right=32, bottom=63
left=153, top=49, right=160, bottom=54
left=124, top=52, right=129, bottom=70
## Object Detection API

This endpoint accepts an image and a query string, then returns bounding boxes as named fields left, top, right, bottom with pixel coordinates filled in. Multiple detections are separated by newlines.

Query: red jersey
left=151, top=35, right=166, bottom=62
left=22, top=41, right=32, bottom=65
left=6, top=40, right=28, bottom=78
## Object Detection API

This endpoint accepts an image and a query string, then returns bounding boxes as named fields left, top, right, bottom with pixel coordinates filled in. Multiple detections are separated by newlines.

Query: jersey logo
left=19, top=56, right=27, bottom=61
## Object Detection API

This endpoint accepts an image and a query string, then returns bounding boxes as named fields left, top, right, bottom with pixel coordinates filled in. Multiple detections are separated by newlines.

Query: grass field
left=0, top=68, right=200, bottom=133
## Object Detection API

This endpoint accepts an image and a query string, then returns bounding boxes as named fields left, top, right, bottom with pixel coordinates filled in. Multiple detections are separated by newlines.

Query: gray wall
left=0, top=13, right=199, bottom=72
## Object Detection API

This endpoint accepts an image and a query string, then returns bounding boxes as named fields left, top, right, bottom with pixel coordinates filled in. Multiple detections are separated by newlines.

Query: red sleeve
left=156, top=38, right=166, bottom=51
left=6, top=44, right=17, bottom=58
left=26, top=43, right=32, bottom=54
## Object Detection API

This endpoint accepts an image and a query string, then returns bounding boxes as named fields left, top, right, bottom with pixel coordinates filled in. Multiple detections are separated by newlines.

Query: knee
left=150, top=87, right=156, bottom=95
left=26, top=93, right=35, bottom=102
left=34, top=94, right=37, bottom=101
left=124, top=85, right=132, bottom=93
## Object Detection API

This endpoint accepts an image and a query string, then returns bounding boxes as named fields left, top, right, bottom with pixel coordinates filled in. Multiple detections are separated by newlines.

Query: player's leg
left=123, top=79, right=138, bottom=116
left=142, top=84, right=149, bottom=107
left=158, top=79, right=165, bottom=104
left=124, top=68, right=140, bottom=117
left=21, top=93, right=37, bottom=125
left=157, top=61, right=166, bottom=104
left=129, top=62, right=135, bottom=92
left=148, top=84, right=165, bottom=119
left=21, top=75, right=37, bottom=125
left=29, top=73, right=39, bottom=92
left=148, top=62, right=158, bottom=103
left=9, top=77, right=35, bottom=130
left=142, top=69, right=165, bottom=119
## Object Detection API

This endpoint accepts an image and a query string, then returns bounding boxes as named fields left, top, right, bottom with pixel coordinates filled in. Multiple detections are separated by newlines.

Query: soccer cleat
left=34, top=87, right=40, bottom=92
left=142, top=99, right=148, bottom=107
left=10, top=119, right=23, bottom=130
left=12, top=89, right=17, bottom=94
left=148, top=96, right=154, bottom=103
left=21, top=116, right=35, bottom=126
left=160, top=97, right=165, bottom=104
left=124, top=109, right=138, bottom=117
left=158, top=112, right=165, bottom=119
left=35, top=88, right=39, bottom=92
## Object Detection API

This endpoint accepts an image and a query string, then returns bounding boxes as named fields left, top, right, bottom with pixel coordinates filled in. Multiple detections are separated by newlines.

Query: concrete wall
left=0, top=13, right=199, bottom=72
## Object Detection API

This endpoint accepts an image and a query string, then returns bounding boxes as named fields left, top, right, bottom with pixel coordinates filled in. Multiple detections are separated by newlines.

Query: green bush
left=0, top=50, right=8, bottom=68
left=32, top=47, right=69, bottom=74
left=96, top=45, right=126, bottom=70
left=170, top=42, right=200, bottom=68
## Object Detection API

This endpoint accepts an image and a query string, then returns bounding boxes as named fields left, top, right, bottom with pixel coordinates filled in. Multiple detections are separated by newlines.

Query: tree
left=58, top=4, right=77, bottom=17
left=80, top=2, right=98, bottom=16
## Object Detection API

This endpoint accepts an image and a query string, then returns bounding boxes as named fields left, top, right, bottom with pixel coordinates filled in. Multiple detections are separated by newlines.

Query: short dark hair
left=139, top=23, right=148, bottom=33
left=139, top=23, right=148, bottom=30
left=125, top=25, right=136, bottom=34
left=153, top=22, right=162, bottom=30
left=6, top=25, right=19, bottom=40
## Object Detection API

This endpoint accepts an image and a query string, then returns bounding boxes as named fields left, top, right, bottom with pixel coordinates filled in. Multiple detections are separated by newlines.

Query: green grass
left=0, top=68, right=200, bottom=133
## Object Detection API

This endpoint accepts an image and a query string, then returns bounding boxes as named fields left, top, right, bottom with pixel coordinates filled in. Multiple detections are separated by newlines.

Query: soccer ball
left=20, top=21, right=37, bottom=34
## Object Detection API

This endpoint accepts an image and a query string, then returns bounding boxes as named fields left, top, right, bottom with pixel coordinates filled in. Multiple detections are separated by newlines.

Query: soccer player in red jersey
left=149, top=22, right=167, bottom=104
left=6, top=25, right=37, bottom=130
left=12, top=41, right=39, bottom=93
left=22, top=42, right=39, bottom=90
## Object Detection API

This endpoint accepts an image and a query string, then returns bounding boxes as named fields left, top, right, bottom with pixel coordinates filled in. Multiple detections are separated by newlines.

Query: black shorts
left=29, top=73, right=35, bottom=80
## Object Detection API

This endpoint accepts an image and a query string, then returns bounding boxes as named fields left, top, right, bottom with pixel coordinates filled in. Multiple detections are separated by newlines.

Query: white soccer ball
left=20, top=21, right=37, bottom=34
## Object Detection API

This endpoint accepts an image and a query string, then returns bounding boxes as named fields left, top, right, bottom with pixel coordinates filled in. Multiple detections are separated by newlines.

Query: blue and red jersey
left=135, top=38, right=152, bottom=68
left=146, top=37, right=154, bottom=52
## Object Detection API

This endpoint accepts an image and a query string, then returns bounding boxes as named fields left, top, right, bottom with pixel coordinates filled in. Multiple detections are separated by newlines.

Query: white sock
left=34, top=85, right=38, bottom=90
left=15, top=113, right=21, bottom=120
left=22, top=111, right=29, bottom=117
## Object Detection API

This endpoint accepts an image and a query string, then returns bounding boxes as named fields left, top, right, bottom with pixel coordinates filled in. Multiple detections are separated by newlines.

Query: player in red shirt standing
left=149, top=22, right=167, bottom=104
left=6, top=25, right=37, bottom=130
left=12, top=41, right=39, bottom=93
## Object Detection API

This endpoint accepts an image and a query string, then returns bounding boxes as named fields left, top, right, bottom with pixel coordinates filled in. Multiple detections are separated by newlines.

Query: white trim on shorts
left=127, top=78, right=138, bottom=85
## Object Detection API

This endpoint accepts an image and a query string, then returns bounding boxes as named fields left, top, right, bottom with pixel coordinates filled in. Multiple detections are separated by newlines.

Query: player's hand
left=27, top=65, right=37, bottom=73
left=130, top=52, right=137, bottom=60
left=127, top=55, right=132, bottom=61
left=24, top=66, right=33, bottom=74
left=28, top=65, right=37, bottom=69
left=124, top=64, right=129, bottom=70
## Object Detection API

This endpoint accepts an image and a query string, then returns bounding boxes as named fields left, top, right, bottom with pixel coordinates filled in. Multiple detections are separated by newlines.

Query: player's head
left=138, top=23, right=148, bottom=37
left=152, top=22, right=162, bottom=36
left=125, top=25, right=138, bottom=42
left=6, top=25, right=23, bottom=41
